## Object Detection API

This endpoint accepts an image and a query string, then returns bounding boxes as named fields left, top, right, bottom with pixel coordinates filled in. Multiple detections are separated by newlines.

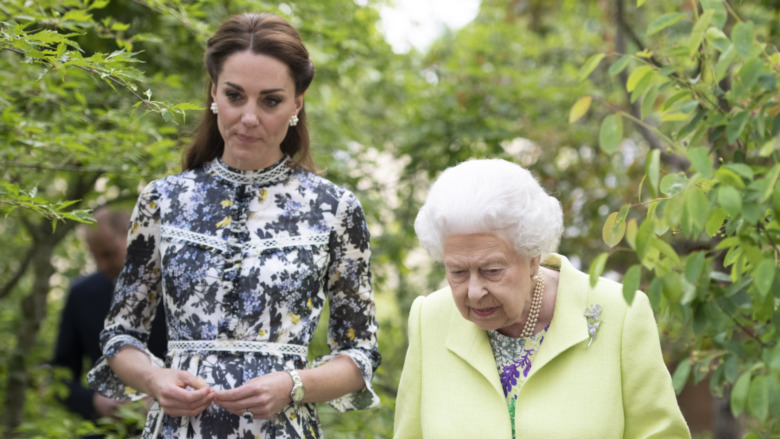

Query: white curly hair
left=414, top=159, right=563, bottom=261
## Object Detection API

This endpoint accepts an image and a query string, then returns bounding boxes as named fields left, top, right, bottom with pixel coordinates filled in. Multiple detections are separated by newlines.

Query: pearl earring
left=289, top=114, right=299, bottom=127
left=210, top=102, right=218, bottom=115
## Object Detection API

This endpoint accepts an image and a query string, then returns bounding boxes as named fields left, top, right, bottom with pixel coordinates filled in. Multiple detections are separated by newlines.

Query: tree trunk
left=3, top=234, right=58, bottom=435
left=2, top=174, right=94, bottom=436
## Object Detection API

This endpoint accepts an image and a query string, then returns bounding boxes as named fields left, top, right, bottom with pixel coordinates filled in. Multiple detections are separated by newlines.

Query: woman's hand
left=213, top=371, right=293, bottom=419
left=145, top=368, right=214, bottom=417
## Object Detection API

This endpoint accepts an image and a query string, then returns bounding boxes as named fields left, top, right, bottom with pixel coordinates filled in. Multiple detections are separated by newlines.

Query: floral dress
left=87, top=156, right=380, bottom=438
left=488, top=326, right=548, bottom=439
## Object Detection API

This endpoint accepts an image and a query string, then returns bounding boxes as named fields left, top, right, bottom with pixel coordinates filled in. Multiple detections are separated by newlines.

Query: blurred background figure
left=51, top=207, right=166, bottom=426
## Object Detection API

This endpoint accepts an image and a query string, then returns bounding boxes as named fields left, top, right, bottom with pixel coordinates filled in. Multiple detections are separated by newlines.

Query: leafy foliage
left=577, top=0, right=780, bottom=433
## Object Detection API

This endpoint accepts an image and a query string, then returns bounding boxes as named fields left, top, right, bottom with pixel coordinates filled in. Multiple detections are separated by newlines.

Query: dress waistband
left=167, top=340, right=308, bottom=357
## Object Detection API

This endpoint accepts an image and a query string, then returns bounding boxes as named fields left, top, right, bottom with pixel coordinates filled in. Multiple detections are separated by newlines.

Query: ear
left=294, top=92, right=304, bottom=113
left=210, top=82, right=217, bottom=102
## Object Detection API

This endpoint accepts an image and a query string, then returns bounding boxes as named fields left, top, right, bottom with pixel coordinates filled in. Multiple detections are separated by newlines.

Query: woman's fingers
left=149, top=369, right=215, bottom=417
left=214, top=372, right=292, bottom=419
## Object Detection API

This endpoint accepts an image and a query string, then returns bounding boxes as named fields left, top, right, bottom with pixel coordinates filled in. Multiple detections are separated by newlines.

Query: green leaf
left=569, top=96, right=592, bottom=123
left=635, top=218, right=655, bottom=260
left=684, top=251, right=706, bottom=284
left=626, top=66, right=653, bottom=93
left=672, top=360, right=691, bottom=394
left=625, top=219, right=638, bottom=250
left=704, top=207, right=727, bottom=238
left=735, top=58, right=764, bottom=95
left=588, top=252, right=609, bottom=288
left=726, top=111, right=749, bottom=144
left=731, top=372, right=751, bottom=416
left=646, top=149, right=661, bottom=197
left=753, top=259, right=775, bottom=298
left=769, top=377, right=780, bottom=419
left=663, top=90, right=692, bottom=111
left=718, top=185, right=742, bottom=217
left=732, top=21, right=754, bottom=59
left=647, top=13, right=686, bottom=36
left=609, top=55, right=631, bottom=76
left=641, top=85, right=659, bottom=120
left=630, top=72, right=654, bottom=104
left=747, top=375, right=769, bottom=421
left=701, top=0, right=727, bottom=28
left=602, top=211, right=626, bottom=248
left=637, top=0, right=646, bottom=7
left=688, top=147, right=713, bottom=178
left=706, top=27, right=731, bottom=53
left=770, top=346, right=780, bottom=372
left=660, top=173, right=687, bottom=197
left=683, top=187, right=709, bottom=237
left=689, top=10, right=715, bottom=56
left=599, top=114, right=623, bottom=154
left=622, top=265, right=641, bottom=305
left=579, top=53, right=605, bottom=81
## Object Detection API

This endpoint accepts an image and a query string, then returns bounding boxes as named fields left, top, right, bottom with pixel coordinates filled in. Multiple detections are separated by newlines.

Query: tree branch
left=0, top=246, right=35, bottom=300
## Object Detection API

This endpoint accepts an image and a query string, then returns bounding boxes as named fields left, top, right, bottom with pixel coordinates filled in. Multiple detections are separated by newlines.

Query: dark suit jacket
left=52, top=272, right=167, bottom=420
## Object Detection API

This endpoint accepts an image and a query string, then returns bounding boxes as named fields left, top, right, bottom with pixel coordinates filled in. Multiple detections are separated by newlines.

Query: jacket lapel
left=527, top=254, right=589, bottom=378
left=445, top=310, right=504, bottom=399
left=443, top=254, right=590, bottom=395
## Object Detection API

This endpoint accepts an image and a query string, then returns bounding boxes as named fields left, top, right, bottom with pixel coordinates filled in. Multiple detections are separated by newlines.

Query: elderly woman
left=394, top=159, right=689, bottom=438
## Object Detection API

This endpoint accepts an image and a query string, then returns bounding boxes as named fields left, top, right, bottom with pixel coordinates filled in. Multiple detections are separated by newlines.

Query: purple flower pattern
left=488, top=325, right=549, bottom=438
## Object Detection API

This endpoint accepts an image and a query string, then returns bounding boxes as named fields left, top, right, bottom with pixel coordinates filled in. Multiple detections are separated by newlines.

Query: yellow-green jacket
left=394, top=254, right=690, bottom=438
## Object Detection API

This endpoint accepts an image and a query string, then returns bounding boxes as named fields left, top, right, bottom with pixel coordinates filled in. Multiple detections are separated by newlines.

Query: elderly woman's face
left=443, top=233, right=540, bottom=337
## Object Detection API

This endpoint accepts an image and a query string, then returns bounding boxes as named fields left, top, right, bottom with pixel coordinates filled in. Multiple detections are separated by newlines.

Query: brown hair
left=183, top=13, right=316, bottom=171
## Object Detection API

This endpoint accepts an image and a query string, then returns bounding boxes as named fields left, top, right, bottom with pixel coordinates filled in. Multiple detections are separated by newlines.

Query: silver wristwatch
left=288, top=369, right=305, bottom=403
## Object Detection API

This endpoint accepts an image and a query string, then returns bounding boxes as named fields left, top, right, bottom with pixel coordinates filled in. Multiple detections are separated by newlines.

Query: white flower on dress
left=583, top=304, right=603, bottom=349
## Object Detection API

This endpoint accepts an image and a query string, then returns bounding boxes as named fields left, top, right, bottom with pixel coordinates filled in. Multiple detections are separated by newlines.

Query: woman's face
left=211, top=51, right=303, bottom=170
left=443, top=233, right=540, bottom=337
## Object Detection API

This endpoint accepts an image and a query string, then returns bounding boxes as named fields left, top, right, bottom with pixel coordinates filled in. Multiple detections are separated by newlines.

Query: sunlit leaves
left=569, top=96, right=592, bottom=123
left=602, top=205, right=628, bottom=248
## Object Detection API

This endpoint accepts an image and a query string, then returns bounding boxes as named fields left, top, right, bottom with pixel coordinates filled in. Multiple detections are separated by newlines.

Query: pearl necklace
left=519, top=273, right=545, bottom=338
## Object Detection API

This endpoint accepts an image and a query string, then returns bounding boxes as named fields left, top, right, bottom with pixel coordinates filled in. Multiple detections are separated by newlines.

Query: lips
left=471, top=307, right=498, bottom=318
left=236, top=133, right=259, bottom=143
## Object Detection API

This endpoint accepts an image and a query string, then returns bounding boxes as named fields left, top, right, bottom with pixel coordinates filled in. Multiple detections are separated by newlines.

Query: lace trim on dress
left=167, top=340, right=308, bottom=357
left=205, top=156, right=291, bottom=185
left=244, top=233, right=330, bottom=254
left=161, top=225, right=228, bottom=251
left=162, top=225, right=329, bottom=254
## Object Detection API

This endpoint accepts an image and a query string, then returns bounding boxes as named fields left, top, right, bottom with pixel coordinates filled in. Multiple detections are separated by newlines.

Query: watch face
left=292, top=386, right=305, bottom=401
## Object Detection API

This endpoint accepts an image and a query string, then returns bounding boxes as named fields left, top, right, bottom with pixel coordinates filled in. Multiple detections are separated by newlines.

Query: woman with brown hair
left=88, top=13, right=380, bottom=438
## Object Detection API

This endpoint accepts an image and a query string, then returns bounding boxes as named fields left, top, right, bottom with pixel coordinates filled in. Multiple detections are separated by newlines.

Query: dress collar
left=205, top=155, right=292, bottom=185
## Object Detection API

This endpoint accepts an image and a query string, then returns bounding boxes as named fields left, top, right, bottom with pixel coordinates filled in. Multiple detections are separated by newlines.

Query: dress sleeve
left=393, top=296, right=424, bottom=438
left=309, top=190, right=381, bottom=412
left=87, top=181, right=166, bottom=402
left=621, top=292, right=691, bottom=438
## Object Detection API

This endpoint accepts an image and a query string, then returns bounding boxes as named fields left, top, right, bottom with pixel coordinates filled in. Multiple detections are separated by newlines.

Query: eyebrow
left=224, top=81, right=287, bottom=95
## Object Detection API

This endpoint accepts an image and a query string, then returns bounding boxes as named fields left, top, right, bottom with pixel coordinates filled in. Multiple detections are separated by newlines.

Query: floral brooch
left=583, top=304, right=603, bottom=349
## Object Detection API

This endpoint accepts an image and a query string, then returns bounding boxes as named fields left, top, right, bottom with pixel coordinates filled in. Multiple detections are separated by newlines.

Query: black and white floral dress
left=87, top=156, right=380, bottom=438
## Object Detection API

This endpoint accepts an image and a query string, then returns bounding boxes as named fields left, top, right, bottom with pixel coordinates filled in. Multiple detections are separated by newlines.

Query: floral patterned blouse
left=488, top=326, right=548, bottom=439
left=87, top=156, right=380, bottom=438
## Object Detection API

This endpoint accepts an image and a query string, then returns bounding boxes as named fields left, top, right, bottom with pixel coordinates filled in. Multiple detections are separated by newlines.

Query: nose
left=467, top=274, right=486, bottom=302
left=241, top=105, right=259, bottom=126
